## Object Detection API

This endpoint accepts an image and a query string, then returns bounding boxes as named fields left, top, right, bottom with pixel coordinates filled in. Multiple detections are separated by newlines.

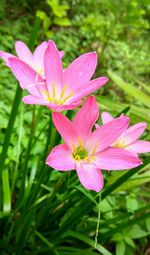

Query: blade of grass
left=108, top=70, right=150, bottom=108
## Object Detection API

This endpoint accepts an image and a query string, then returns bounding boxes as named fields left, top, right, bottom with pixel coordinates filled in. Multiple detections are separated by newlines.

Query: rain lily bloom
left=0, top=40, right=64, bottom=76
left=46, top=96, right=142, bottom=192
left=3, top=40, right=108, bottom=111
left=98, top=112, right=150, bottom=155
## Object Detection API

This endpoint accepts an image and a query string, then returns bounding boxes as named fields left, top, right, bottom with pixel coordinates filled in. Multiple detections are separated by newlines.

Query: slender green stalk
left=94, top=193, right=101, bottom=248
left=17, top=105, right=36, bottom=205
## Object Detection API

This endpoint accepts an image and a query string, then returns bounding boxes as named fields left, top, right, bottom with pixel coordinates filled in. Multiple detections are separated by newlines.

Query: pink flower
left=99, top=112, right=150, bottom=155
left=0, top=40, right=63, bottom=76
left=4, top=40, right=108, bottom=111
left=46, top=96, right=141, bottom=192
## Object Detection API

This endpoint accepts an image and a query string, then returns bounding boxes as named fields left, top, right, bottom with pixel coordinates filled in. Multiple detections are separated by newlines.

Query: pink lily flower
left=0, top=40, right=64, bottom=76
left=98, top=112, right=150, bottom=155
left=5, top=40, right=108, bottom=111
left=46, top=96, right=142, bottom=192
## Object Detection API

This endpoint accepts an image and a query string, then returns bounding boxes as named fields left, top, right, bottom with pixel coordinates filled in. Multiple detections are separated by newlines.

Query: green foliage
left=36, top=0, right=71, bottom=37
left=0, top=0, right=150, bottom=254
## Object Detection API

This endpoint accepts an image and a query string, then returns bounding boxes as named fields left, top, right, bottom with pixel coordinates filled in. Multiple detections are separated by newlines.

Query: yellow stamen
left=63, top=92, right=75, bottom=103
left=40, top=89, right=49, bottom=96
left=91, top=144, right=98, bottom=155
left=38, top=68, right=44, bottom=75
left=52, top=82, right=56, bottom=98
left=60, top=85, right=68, bottom=99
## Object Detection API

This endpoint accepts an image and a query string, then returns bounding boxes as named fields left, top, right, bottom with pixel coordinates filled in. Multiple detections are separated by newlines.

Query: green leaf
left=128, top=225, right=148, bottom=239
left=124, top=236, right=135, bottom=248
left=126, top=195, right=138, bottom=212
left=146, top=218, right=150, bottom=233
left=2, top=168, right=11, bottom=213
left=116, top=241, right=126, bottom=255
left=54, top=17, right=71, bottom=26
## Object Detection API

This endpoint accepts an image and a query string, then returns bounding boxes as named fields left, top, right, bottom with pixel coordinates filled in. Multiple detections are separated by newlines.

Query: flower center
left=73, top=146, right=88, bottom=161
left=40, top=83, right=75, bottom=105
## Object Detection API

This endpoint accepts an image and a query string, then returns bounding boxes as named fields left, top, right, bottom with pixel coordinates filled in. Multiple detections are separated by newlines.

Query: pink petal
left=63, top=52, right=97, bottom=89
left=121, top=122, right=147, bottom=145
left=23, top=95, right=48, bottom=105
left=44, top=40, right=63, bottom=92
left=126, top=140, right=150, bottom=154
left=15, top=41, right=33, bottom=65
left=76, top=162, right=104, bottom=192
left=46, top=144, right=75, bottom=170
left=0, top=51, right=15, bottom=67
left=33, top=41, right=48, bottom=70
left=86, top=115, right=129, bottom=153
left=73, top=96, right=99, bottom=142
left=70, top=77, right=108, bottom=103
left=59, top=51, right=64, bottom=58
left=95, top=147, right=142, bottom=170
left=9, top=57, right=45, bottom=97
left=101, top=112, right=114, bottom=124
left=52, top=112, right=78, bottom=148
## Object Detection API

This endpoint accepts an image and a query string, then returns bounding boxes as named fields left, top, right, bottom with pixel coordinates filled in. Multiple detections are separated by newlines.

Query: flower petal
left=63, top=52, right=97, bottom=89
left=120, top=122, right=147, bottom=145
left=23, top=95, right=48, bottom=105
left=73, top=96, right=99, bottom=142
left=126, top=140, right=150, bottom=154
left=86, top=115, right=129, bottom=153
left=101, top=112, right=114, bottom=124
left=15, top=41, right=33, bottom=65
left=46, top=144, right=75, bottom=170
left=95, top=147, right=142, bottom=170
left=44, top=40, right=63, bottom=92
left=59, top=51, right=64, bottom=58
left=70, top=77, right=108, bottom=102
left=52, top=112, right=78, bottom=148
left=9, top=57, right=45, bottom=97
left=33, top=41, right=48, bottom=71
left=76, top=163, right=104, bottom=192
left=0, top=51, right=15, bottom=67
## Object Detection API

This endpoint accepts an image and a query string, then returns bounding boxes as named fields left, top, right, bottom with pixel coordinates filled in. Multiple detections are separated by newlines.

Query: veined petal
left=23, top=95, right=48, bottom=105
left=101, top=112, right=114, bottom=124
left=126, top=140, right=150, bottom=154
left=86, top=115, right=129, bottom=153
left=15, top=41, right=33, bottom=65
left=73, top=96, right=99, bottom=142
left=9, top=57, right=45, bottom=97
left=46, top=144, right=75, bottom=170
left=0, top=51, right=15, bottom=67
left=52, top=112, right=78, bottom=148
left=44, top=40, right=63, bottom=92
left=95, top=147, right=142, bottom=170
left=76, top=163, right=104, bottom=192
left=63, top=52, right=97, bottom=89
left=120, top=122, right=147, bottom=145
left=33, top=41, right=48, bottom=71
left=70, top=77, right=108, bottom=103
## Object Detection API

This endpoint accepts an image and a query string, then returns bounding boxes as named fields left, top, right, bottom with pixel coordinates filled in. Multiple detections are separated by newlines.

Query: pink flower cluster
left=1, top=40, right=150, bottom=192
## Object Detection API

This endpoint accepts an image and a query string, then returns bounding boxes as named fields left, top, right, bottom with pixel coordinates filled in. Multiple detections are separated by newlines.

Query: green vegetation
left=0, top=0, right=150, bottom=254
